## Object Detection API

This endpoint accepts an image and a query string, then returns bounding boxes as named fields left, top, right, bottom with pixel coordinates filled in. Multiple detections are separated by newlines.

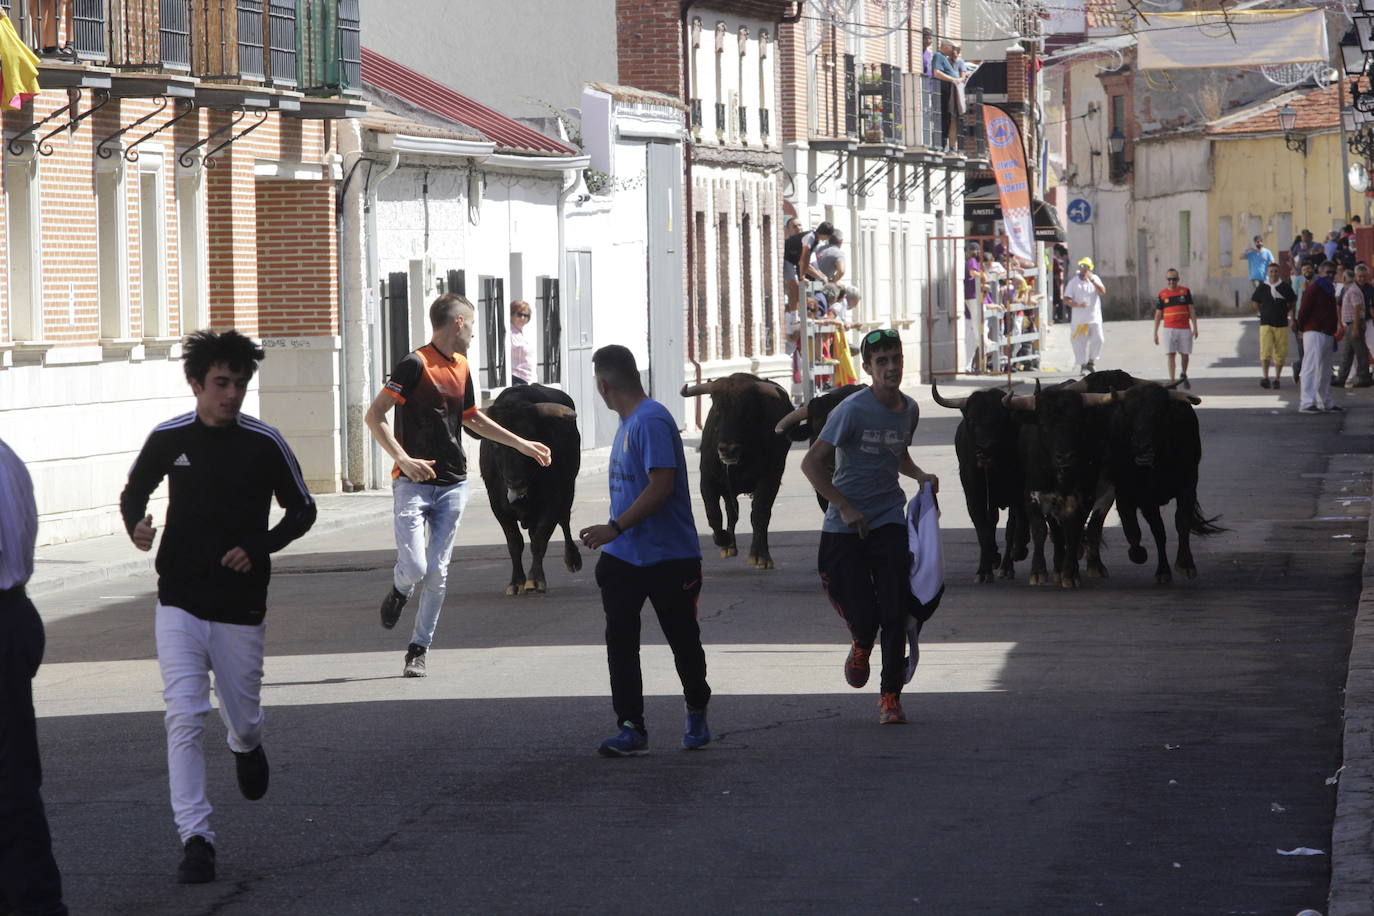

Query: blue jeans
left=391, top=478, right=470, bottom=648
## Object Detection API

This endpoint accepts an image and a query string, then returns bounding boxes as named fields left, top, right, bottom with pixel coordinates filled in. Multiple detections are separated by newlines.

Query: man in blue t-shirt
left=1239, top=235, right=1275, bottom=288
left=801, top=329, right=939, bottom=726
left=579, top=345, right=710, bottom=757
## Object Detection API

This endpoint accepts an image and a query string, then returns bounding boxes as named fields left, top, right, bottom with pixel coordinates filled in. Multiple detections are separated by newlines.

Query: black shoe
left=1260, top=378, right=1271, bottom=389
left=233, top=744, right=269, bottom=800
left=176, top=836, right=216, bottom=884
left=1273, top=378, right=1281, bottom=390
left=1084, top=361, right=1095, bottom=374
left=380, top=587, right=408, bottom=629
left=403, top=643, right=427, bottom=678
left=1326, top=404, right=1346, bottom=412
left=1179, top=375, right=1190, bottom=390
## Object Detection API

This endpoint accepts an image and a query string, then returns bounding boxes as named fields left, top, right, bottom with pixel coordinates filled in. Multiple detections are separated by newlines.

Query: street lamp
left=1342, top=28, right=1369, bottom=77
left=1278, top=104, right=1307, bottom=154
left=1345, top=105, right=1359, bottom=133
left=1107, top=127, right=1133, bottom=178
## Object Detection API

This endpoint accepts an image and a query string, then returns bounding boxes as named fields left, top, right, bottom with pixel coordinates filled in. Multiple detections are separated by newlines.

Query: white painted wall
left=371, top=159, right=563, bottom=401
left=0, top=352, right=263, bottom=545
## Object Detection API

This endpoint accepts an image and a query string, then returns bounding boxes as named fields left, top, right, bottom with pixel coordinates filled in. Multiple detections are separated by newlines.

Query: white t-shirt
left=1064, top=274, right=1104, bottom=326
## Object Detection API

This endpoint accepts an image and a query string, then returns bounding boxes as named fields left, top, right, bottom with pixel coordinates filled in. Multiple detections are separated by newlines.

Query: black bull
left=930, top=383, right=1028, bottom=583
left=681, top=374, right=793, bottom=568
left=773, top=384, right=864, bottom=511
left=477, top=384, right=583, bottom=595
left=1103, top=382, right=1223, bottom=583
left=1005, top=383, right=1118, bottom=589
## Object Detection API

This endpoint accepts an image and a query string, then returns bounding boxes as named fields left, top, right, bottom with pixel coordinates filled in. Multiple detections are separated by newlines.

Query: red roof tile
left=360, top=48, right=577, bottom=156
left=1207, top=81, right=1344, bottom=136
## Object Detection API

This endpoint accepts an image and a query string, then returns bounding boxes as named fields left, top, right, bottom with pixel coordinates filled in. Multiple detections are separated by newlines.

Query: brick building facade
left=0, top=2, right=362, bottom=544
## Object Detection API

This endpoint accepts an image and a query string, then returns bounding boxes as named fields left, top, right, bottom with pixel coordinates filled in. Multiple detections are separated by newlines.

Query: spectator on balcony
left=30, top=0, right=70, bottom=55
left=797, top=221, right=834, bottom=297
left=509, top=300, right=534, bottom=386
left=784, top=217, right=822, bottom=312
left=815, top=230, right=850, bottom=290
left=921, top=28, right=934, bottom=78
left=931, top=41, right=963, bottom=150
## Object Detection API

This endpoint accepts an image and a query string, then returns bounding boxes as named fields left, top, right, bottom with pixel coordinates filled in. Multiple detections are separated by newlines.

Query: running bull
left=682, top=374, right=793, bottom=568
left=931, top=382, right=1028, bottom=583
left=1004, top=381, right=1116, bottom=588
left=478, top=384, right=582, bottom=595
left=773, top=384, right=864, bottom=511
left=1101, top=382, right=1221, bottom=583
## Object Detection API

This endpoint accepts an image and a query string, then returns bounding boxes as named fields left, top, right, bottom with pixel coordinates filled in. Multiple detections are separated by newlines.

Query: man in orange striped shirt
left=1153, top=269, right=1199, bottom=388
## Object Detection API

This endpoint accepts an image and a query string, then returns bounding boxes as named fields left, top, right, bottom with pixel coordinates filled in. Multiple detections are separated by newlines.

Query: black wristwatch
left=608, top=518, right=623, bottom=535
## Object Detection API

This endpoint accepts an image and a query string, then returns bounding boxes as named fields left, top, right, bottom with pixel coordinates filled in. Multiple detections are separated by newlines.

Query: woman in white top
left=509, top=300, right=535, bottom=386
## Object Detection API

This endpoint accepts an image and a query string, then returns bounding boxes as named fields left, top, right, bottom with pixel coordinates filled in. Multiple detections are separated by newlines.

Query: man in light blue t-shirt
left=1240, top=235, right=1275, bottom=288
left=801, top=329, right=939, bottom=726
left=579, top=345, right=710, bottom=757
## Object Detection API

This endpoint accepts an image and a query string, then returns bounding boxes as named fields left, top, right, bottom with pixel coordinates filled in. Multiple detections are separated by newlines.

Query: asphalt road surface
left=28, top=318, right=1368, bottom=914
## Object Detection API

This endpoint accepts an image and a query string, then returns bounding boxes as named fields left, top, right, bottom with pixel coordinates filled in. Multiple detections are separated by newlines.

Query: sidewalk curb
left=27, top=450, right=614, bottom=601
left=1330, top=466, right=1374, bottom=916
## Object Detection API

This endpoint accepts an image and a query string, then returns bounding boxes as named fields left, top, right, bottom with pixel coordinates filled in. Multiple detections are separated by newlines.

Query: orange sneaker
left=878, top=692, right=906, bottom=725
left=844, top=641, right=872, bottom=688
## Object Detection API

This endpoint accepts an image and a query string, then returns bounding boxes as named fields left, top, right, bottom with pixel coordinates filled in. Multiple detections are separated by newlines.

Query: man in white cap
left=1062, top=256, right=1107, bottom=373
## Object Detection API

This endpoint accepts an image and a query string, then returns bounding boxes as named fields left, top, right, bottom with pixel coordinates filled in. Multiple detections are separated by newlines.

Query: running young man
left=365, top=293, right=551, bottom=677
left=801, top=329, right=939, bottom=725
left=578, top=345, right=710, bottom=757
left=120, top=330, right=317, bottom=884
left=1153, top=268, right=1198, bottom=388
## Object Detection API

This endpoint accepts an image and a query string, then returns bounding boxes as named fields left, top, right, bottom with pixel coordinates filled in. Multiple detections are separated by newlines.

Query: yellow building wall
left=1208, top=131, right=1352, bottom=284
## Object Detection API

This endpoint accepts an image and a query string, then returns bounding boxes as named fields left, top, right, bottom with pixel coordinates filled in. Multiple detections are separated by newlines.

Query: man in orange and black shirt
left=365, top=294, right=552, bottom=677
left=1153, top=269, right=1199, bottom=388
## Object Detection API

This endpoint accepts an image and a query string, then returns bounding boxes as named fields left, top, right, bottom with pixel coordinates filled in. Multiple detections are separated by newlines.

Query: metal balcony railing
left=297, top=0, right=360, bottom=94
left=4, top=0, right=357, bottom=93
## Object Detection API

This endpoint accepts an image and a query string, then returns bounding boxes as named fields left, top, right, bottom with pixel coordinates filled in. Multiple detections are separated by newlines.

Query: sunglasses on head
left=513, top=310, right=531, bottom=318
left=863, top=328, right=900, bottom=346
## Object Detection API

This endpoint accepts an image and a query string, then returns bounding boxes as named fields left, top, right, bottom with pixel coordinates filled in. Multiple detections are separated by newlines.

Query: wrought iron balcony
left=0, top=0, right=365, bottom=93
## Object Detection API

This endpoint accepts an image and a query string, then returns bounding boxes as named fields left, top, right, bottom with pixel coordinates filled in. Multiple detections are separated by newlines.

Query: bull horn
left=1169, top=390, right=1202, bottom=405
left=930, top=383, right=968, bottom=410
left=681, top=379, right=722, bottom=398
left=774, top=404, right=808, bottom=435
left=533, top=403, right=577, bottom=420
left=1003, top=392, right=1036, bottom=410
left=1081, top=392, right=1115, bottom=407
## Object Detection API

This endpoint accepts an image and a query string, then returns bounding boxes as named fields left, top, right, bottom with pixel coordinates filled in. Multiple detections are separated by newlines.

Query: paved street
left=29, top=316, right=1371, bottom=915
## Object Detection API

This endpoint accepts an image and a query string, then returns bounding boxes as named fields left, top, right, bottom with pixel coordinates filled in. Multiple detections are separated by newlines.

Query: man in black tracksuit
left=120, top=330, right=316, bottom=885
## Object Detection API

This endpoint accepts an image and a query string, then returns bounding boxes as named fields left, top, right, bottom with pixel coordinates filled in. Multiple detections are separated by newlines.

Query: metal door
left=646, top=140, right=686, bottom=427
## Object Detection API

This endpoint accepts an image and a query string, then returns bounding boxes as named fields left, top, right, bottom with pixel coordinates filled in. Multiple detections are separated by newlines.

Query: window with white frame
left=4, top=155, right=41, bottom=341
left=139, top=160, right=168, bottom=338
left=176, top=164, right=207, bottom=334
left=97, top=164, right=129, bottom=340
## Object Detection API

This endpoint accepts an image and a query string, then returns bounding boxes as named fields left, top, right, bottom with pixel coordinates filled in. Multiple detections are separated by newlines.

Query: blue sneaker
left=598, top=721, right=648, bottom=757
left=683, top=704, right=710, bottom=750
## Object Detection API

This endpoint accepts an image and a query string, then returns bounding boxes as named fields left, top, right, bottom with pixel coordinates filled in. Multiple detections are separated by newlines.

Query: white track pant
left=1300, top=330, right=1335, bottom=410
left=155, top=603, right=265, bottom=845
left=1070, top=323, right=1104, bottom=368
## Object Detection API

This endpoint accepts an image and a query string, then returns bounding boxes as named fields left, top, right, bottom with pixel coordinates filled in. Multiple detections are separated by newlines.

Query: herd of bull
left=473, top=369, right=1221, bottom=596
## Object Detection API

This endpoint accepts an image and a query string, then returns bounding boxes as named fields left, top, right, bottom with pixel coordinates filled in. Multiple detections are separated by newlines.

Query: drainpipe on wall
left=557, top=162, right=585, bottom=394
left=681, top=0, right=704, bottom=429
left=362, top=146, right=401, bottom=489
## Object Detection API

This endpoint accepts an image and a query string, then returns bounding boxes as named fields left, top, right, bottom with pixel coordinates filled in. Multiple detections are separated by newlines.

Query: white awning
left=1137, top=9, right=1328, bottom=70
